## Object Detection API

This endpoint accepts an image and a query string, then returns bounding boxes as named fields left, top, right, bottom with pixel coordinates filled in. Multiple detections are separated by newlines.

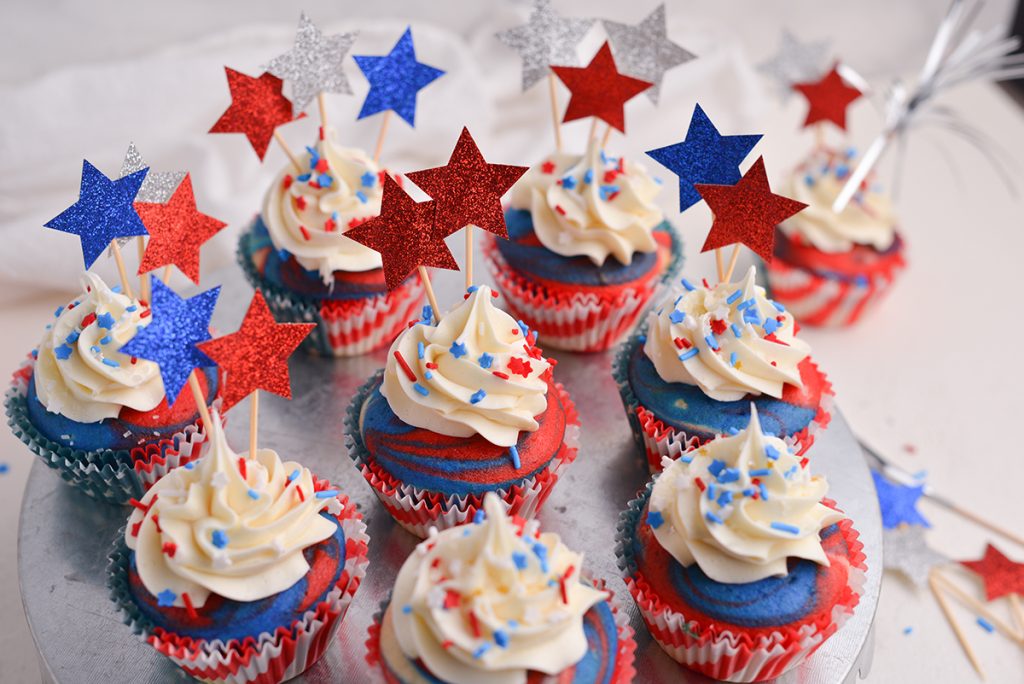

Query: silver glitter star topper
left=109, top=142, right=186, bottom=252
left=884, top=526, right=950, bottom=589
left=757, top=29, right=831, bottom=102
left=496, top=0, right=595, bottom=91
left=603, top=4, right=695, bottom=105
left=265, top=12, right=358, bottom=116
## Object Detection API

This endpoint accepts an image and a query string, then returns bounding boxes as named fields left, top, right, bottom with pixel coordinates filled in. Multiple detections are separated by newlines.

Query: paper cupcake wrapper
left=482, top=224, right=683, bottom=353
left=366, top=579, right=636, bottom=684
left=615, top=484, right=867, bottom=682
left=344, top=370, right=580, bottom=538
left=108, top=480, right=370, bottom=684
left=237, top=234, right=424, bottom=357
left=5, top=355, right=216, bottom=505
left=611, top=332, right=834, bottom=474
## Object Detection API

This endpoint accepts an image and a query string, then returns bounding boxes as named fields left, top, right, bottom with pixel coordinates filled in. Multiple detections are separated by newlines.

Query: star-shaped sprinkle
left=871, top=470, right=930, bottom=529
left=135, top=175, right=227, bottom=284
left=209, top=68, right=303, bottom=160
left=406, top=127, right=527, bottom=239
left=156, top=589, right=177, bottom=607
left=883, top=526, right=949, bottom=589
left=696, top=157, right=806, bottom=261
left=449, top=341, right=468, bottom=359
left=602, top=4, right=695, bottom=105
left=198, top=292, right=314, bottom=412
left=120, top=278, right=219, bottom=404
left=647, top=104, right=763, bottom=212
left=353, top=27, right=444, bottom=127
left=345, top=175, right=458, bottom=289
left=551, top=42, right=652, bottom=133
left=45, top=160, right=148, bottom=268
left=121, top=142, right=185, bottom=204
left=792, top=64, right=863, bottom=131
left=495, top=0, right=595, bottom=91
left=757, top=30, right=831, bottom=102
left=961, top=544, right=1024, bottom=601
left=264, top=12, right=358, bottom=116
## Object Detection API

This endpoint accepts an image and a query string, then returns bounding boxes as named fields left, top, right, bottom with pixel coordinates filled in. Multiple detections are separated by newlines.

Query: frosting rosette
left=381, top=286, right=550, bottom=447
left=33, top=273, right=164, bottom=423
left=124, top=412, right=339, bottom=607
left=387, top=492, right=608, bottom=684
left=509, top=140, right=662, bottom=266
left=643, top=265, right=810, bottom=401
left=783, top=148, right=897, bottom=253
left=262, top=127, right=385, bottom=280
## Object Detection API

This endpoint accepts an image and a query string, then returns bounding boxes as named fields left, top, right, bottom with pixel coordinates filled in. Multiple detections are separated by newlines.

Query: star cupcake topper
left=353, top=27, right=444, bottom=127
left=602, top=4, right=695, bottom=105
left=757, top=30, right=831, bottom=102
left=550, top=42, right=652, bottom=133
left=960, top=544, right=1024, bottom=602
left=871, top=469, right=931, bottom=529
left=209, top=68, right=304, bottom=160
left=883, top=526, right=949, bottom=588
left=793, top=64, right=863, bottom=131
left=121, top=142, right=185, bottom=204
left=495, top=0, right=595, bottom=91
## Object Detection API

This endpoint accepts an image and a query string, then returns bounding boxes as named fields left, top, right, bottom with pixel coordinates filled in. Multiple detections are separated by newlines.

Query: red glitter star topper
left=960, top=544, right=1024, bottom=602
left=406, top=127, right=528, bottom=239
left=135, top=175, right=227, bottom=284
left=209, top=68, right=304, bottom=160
left=696, top=157, right=807, bottom=262
left=345, top=175, right=460, bottom=290
left=551, top=42, right=652, bottom=133
left=198, top=292, right=314, bottom=412
left=792, top=64, right=863, bottom=131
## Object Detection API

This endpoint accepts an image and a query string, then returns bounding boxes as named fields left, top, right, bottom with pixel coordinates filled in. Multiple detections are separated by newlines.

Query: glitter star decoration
left=883, top=526, right=949, bottom=589
left=45, top=160, right=149, bottom=268
left=121, top=142, right=185, bottom=204
left=198, top=292, right=314, bottom=412
left=265, top=12, right=358, bottom=116
left=551, top=42, right=652, bottom=133
left=345, top=175, right=458, bottom=289
left=209, top=68, right=303, bottom=160
left=696, top=157, right=806, bottom=261
left=602, top=4, right=695, bottom=105
left=495, top=0, right=595, bottom=92
left=406, top=127, right=528, bottom=239
left=960, top=544, right=1024, bottom=602
left=793, top=64, right=863, bottom=130
left=871, top=470, right=931, bottom=529
left=135, top=174, right=227, bottom=284
left=120, top=278, right=219, bottom=404
left=353, top=27, right=444, bottom=127
left=757, top=29, right=831, bottom=102
left=646, top=104, right=763, bottom=212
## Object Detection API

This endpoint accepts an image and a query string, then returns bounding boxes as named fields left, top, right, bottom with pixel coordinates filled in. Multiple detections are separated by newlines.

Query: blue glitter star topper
left=120, top=277, right=219, bottom=404
left=871, top=470, right=931, bottom=529
left=45, top=160, right=150, bottom=268
left=646, top=104, right=762, bottom=212
left=353, top=27, right=444, bottom=126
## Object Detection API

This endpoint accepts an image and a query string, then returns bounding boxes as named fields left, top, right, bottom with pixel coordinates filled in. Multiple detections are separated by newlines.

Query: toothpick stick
left=374, top=111, right=392, bottom=165
left=547, top=73, right=563, bottom=153
left=933, top=571, right=1024, bottom=643
left=723, top=244, right=742, bottom=283
left=136, top=237, right=148, bottom=301
left=418, top=266, right=440, bottom=324
left=187, top=370, right=212, bottom=428
left=714, top=248, right=725, bottom=283
left=930, top=571, right=986, bottom=679
left=601, top=124, right=613, bottom=149
left=110, top=241, right=135, bottom=300
left=814, top=123, right=826, bottom=150
left=317, top=93, right=329, bottom=131
left=465, top=227, right=474, bottom=289
left=162, top=265, right=172, bottom=285
left=249, top=390, right=259, bottom=459
left=946, top=501, right=1024, bottom=548
left=588, top=117, right=598, bottom=143
left=273, top=130, right=302, bottom=172
left=1009, top=594, right=1024, bottom=634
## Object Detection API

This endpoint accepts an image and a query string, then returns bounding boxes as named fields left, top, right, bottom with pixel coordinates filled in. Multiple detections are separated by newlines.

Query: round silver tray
left=18, top=264, right=881, bottom=683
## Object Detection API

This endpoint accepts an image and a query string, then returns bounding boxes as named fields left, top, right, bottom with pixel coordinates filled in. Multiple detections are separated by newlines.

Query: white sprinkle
left=213, top=552, right=232, bottom=569
left=211, top=472, right=228, bottom=489
left=326, top=498, right=343, bottom=516
left=427, top=586, right=446, bottom=609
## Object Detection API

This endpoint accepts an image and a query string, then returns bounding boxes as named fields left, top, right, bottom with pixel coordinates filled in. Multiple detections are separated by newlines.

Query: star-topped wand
left=792, top=63, right=863, bottom=150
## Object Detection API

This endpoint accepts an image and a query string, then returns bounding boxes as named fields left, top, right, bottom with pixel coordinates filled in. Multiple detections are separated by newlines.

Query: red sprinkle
left=130, top=520, right=143, bottom=537
left=348, top=217, right=365, bottom=229
left=425, top=362, right=438, bottom=370
left=130, top=356, right=138, bottom=365
left=559, top=575, right=569, bottom=604
left=128, top=497, right=150, bottom=514
left=468, top=610, right=481, bottom=637
left=238, top=457, right=247, bottom=479
left=393, top=350, right=417, bottom=382
left=296, top=196, right=307, bottom=211
left=511, top=328, right=519, bottom=335
left=491, top=290, right=498, bottom=298
left=541, top=160, right=556, bottom=174
left=492, top=371, right=509, bottom=379
left=318, top=126, right=325, bottom=141
left=296, top=487, right=305, bottom=502
left=770, top=361, right=777, bottom=366
left=702, top=278, right=711, bottom=288
left=140, top=309, right=151, bottom=319
left=673, top=337, right=691, bottom=350
left=710, top=319, right=727, bottom=335
left=81, top=312, right=96, bottom=327
left=444, top=590, right=461, bottom=610
left=151, top=514, right=162, bottom=534
left=315, top=158, right=329, bottom=173
left=554, top=205, right=566, bottom=216
left=603, top=170, right=618, bottom=183
left=181, top=592, right=198, bottom=619
left=299, top=225, right=311, bottom=241
left=694, top=477, right=706, bottom=492
left=161, top=541, right=177, bottom=557
left=441, top=640, right=454, bottom=650
left=324, top=218, right=336, bottom=232
left=282, top=175, right=293, bottom=190
left=800, top=457, right=809, bottom=469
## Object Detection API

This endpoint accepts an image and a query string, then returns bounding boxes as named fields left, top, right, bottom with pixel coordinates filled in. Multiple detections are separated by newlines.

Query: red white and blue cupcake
left=108, top=413, right=369, bottom=684
left=484, top=139, right=682, bottom=352
left=5, top=273, right=218, bottom=503
left=613, top=265, right=832, bottom=472
left=238, top=128, right=424, bottom=356
left=616, top=407, right=866, bottom=682
left=346, top=285, right=579, bottom=537
left=366, top=491, right=635, bottom=684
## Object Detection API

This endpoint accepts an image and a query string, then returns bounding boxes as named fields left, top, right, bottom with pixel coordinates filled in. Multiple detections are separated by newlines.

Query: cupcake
left=238, top=127, right=425, bottom=356
left=108, top=412, right=369, bottom=684
left=367, top=491, right=635, bottom=683
left=346, top=285, right=579, bottom=537
left=613, top=265, right=832, bottom=472
left=616, top=407, right=866, bottom=682
left=4, top=273, right=218, bottom=503
left=483, top=139, right=682, bottom=352
left=766, top=148, right=906, bottom=327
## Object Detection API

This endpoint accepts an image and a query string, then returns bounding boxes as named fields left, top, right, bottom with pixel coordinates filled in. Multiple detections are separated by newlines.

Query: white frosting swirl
left=509, top=139, right=662, bottom=266
left=648, top=406, right=843, bottom=583
left=33, top=273, right=164, bottom=423
left=125, top=413, right=339, bottom=607
left=643, top=266, right=810, bottom=401
left=262, top=127, right=384, bottom=281
left=381, top=286, right=550, bottom=447
left=782, top=148, right=897, bottom=253
left=386, top=492, right=608, bottom=684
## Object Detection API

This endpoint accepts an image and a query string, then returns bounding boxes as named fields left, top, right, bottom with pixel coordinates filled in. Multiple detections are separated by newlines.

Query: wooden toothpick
left=110, top=240, right=135, bottom=300
left=465, top=227, right=474, bottom=290
left=547, top=73, right=563, bottom=153
left=273, top=130, right=303, bottom=172
left=418, top=266, right=440, bottom=324
left=723, top=244, right=742, bottom=283
left=601, top=123, right=613, bottom=149
left=933, top=570, right=1024, bottom=644
left=136, top=236, right=148, bottom=302
left=374, top=111, right=392, bottom=165
left=187, top=370, right=212, bottom=429
left=249, top=390, right=259, bottom=459
left=714, top=248, right=725, bottom=283
left=317, top=93, right=329, bottom=132
left=929, top=570, right=986, bottom=679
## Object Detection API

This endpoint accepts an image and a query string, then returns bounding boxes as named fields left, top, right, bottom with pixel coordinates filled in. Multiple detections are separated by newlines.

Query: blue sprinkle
left=355, top=190, right=368, bottom=204
left=855, top=275, right=869, bottom=287
left=0, top=464, right=8, bottom=475
left=730, top=351, right=738, bottom=367
left=101, top=358, right=120, bottom=368
left=413, top=383, right=429, bottom=396
left=421, top=305, right=433, bottom=323
left=424, top=370, right=433, bottom=380
left=678, top=348, right=699, bottom=362
left=707, top=483, right=718, bottom=501
left=804, top=174, right=815, bottom=186
left=835, top=164, right=849, bottom=179
left=315, top=489, right=339, bottom=499
left=681, top=277, right=696, bottom=291
left=903, top=626, right=913, bottom=635
left=749, top=468, right=772, bottom=477
left=763, top=318, right=780, bottom=335
left=743, top=311, right=762, bottom=326
left=65, top=330, right=80, bottom=344
left=54, top=306, right=64, bottom=318
left=402, top=604, right=413, bottom=614
left=332, top=211, right=340, bottom=222
left=100, top=335, right=111, bottom=345
left=361, top=171, right=376, bottom=187
left=742, top=487, right=756, bottom=497
left=184, top=462, right=195, bottom=470
left=494, top=629, right=509, bottom=648
left=111, top=285, right=122, bottom=294
left=977, top=617, right=994, bottom=633
left=771, top=300, right=786, bottom=313
left=784, top=465, right=798, bottom=479
left=478, top=352, right=493, bottom=369
left=517, top=319, right=530, bottom=338
left=739, top=298, right=757, bottom=310
left=509, top=445, right=520, bottom=469
left=126, top=304, right=137, bottom=312
left=599, top=150, right=608, bottom=164
left=731, top=324, right=743, bottom=338
left=319, top=173, right=334, bottom=188
left=54, top=344, right=73, bottom=360
left=726, top=290, right=742, bottom=304
left=247, top=489, right=259, bottom=500
left=467, top=285, right=478, bottom=293
left=708, top=459, right=726, bottom=477
left=599, top=184, right=619, bottom=200
left=673, top=294, right=683, bottom=307
left=211, top=530, right=229, bottom=548
left=759, top=482, right=769, bottom=500
left=296, top=173, right=311, bottom=182
left=473, top=643, right=491, bottom=659
left=727, top=427, right=739, bottom=435
left=96, top=312, right=116, bottom=329
left=846, top=147, right=857, bottom=159
left=637, top=334, right=646, bottom=344
left=770, top=521, right=800, bottom=535
left=449, top=341, right=467, bottom=358
left=765, top=445, right=780, bottom=460
left=470, top=389, right=486, bottom=404
left=705, top=511, right=724, bottom=524
left=704, top=334, right=720, bottom=351
left=717, top=468, right=740, bottom=484
left=512, top=551, right=528, bottom=569
left=156, top=589, right=177, bottom=607
left=561, top=175, right=577, bottom=190
left=669, top=310, right=686, bottom=324
left=288, top=469, right=300, bottom=482
left=583, top=169, right=594, bottom=184
left=473, top=509, right=486, bottom=524
left=717, top=490, right=733, bottom=507
left=417, top=341, right=425, bottom=360
left=647, top=510, right=664, bottom=529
